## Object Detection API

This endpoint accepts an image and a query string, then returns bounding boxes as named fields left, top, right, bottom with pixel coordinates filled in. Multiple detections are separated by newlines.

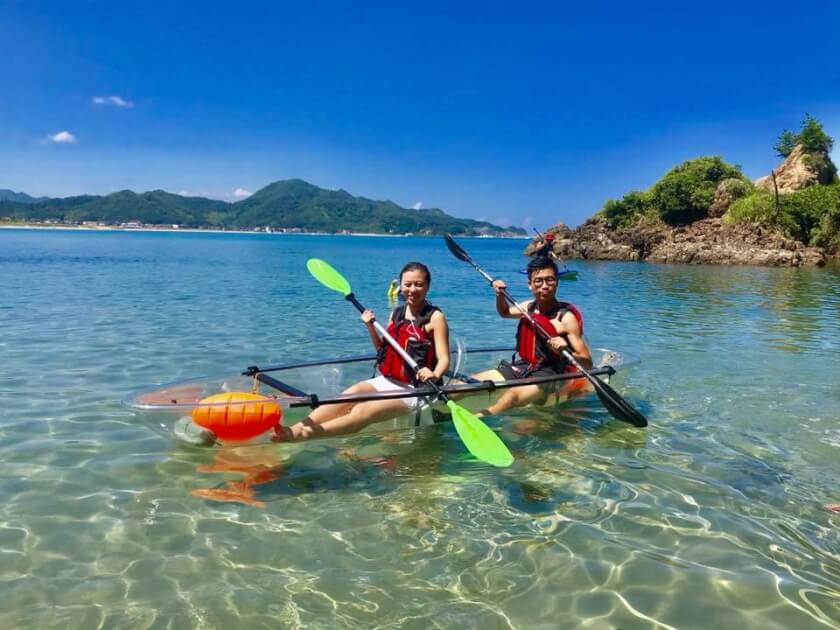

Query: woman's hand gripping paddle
left=443, top=234, right=648, bottom=428
left=305, top=258, right=515, bottom=467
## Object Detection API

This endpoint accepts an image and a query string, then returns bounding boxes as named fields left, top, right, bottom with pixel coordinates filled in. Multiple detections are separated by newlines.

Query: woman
left=273, top=262, right=450, bottom=441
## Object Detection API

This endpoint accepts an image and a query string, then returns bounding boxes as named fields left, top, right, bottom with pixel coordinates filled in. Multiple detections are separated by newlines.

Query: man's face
left=527, top=268, right=558, bottom=299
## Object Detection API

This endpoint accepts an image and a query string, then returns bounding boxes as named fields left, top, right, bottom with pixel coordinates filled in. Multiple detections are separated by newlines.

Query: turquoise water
left=1, top=228, right=839, bottom=628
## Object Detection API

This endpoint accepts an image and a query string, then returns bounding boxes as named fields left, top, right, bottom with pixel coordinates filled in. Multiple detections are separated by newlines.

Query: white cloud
left=92, top=95, right=134, bottom=108
left=411, top=201, right=423, bottom=210
left=47, top=131, right=77, bottom=144
left=233, top=188, right=253, bottom=199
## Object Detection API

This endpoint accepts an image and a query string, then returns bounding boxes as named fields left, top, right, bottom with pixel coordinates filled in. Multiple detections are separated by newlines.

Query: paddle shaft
left=492, top=285, right=582, bottom=366
left=444, top=232, right=647, bottom=427
left=443, top=235, right=578, bottom=358
left=306, top=256, right=515, bottom=465
left=344, top=293, right=448, bottom=399
left=497, top=287, right=646, bottom=426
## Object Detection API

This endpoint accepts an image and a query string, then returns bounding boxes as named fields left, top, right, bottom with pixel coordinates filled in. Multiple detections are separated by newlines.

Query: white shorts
left=363, top=376, right=427, bottom=411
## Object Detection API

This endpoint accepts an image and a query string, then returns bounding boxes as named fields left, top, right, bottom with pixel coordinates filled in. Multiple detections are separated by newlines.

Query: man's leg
left=444, top=369, right=505, bottom=402
left=478, top=383, right=543, bottom=416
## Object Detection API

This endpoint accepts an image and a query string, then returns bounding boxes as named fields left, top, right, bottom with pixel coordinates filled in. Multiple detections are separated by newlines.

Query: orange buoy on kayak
left=563, top=374, right=591, bottom=394
left=191, top=392, right=281, bottom=441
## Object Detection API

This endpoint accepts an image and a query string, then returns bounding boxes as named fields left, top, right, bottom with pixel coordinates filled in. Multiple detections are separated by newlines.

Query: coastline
left=0, top=223, right=529, bottom=238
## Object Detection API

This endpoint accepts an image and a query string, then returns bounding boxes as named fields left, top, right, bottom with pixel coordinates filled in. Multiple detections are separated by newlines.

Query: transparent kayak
left=124, top=347, right=634, bottom=445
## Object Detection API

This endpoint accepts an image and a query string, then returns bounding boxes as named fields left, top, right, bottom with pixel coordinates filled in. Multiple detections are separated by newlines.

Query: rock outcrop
left=530, top=217, right=825, bottom=267
left=643, top=218, right=824, bottom=266
left=708, top=178, right=751, bottom=218
left=754, top=144, right=835, bottom=193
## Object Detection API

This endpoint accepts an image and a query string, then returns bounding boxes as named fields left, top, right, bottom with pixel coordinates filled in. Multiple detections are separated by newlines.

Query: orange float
left=191, top=392, right=281, bottom=441
left=562, top=373, right=591, bottom=395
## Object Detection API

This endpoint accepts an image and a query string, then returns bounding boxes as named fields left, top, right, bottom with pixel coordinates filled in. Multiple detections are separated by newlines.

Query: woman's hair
left=399, top=262, right=431, bottom=285
left=526, top=256, right=558, bottom=279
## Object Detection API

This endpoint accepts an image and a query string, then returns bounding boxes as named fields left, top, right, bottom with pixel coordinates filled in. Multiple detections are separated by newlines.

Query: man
left=532, top=232, right=556, bottom=259
left=532, top=232, right=568, bottom=270
left=471, top=256, right=592, bottom=416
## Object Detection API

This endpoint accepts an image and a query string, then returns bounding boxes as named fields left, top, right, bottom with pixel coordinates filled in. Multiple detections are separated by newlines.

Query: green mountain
left=0, top=179, right=524, bottom=235
left=0, top=189, right=45, bottom=203
left=0, top=190, right=230, bottom=226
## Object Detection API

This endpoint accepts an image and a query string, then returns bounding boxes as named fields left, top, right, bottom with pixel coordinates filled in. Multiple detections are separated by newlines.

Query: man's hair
left=526, top=256, right=558, bottom=280
left=399, top=261, right=431, bottom=285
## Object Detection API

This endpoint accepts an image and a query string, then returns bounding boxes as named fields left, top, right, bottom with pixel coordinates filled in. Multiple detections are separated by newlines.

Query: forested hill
left=0, top=189, right=45, bottom=203
left=0, top=179, right=524, bottom=236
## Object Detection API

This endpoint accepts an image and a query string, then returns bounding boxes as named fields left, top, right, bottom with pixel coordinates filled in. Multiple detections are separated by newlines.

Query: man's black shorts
left=496, top=359, right=565, bottom=381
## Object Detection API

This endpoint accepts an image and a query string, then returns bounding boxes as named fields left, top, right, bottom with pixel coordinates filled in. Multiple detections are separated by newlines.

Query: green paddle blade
left=307, top=258, right=352, bottom=295
left=447, top=401, right=514, bottom=467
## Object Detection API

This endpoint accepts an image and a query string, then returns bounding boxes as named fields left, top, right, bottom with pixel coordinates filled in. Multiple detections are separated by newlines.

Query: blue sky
left=1, top=1, right=838, bottom=228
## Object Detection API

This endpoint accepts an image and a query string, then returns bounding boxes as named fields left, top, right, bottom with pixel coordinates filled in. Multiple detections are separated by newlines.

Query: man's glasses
left=531, top=276, right=557, bottom=286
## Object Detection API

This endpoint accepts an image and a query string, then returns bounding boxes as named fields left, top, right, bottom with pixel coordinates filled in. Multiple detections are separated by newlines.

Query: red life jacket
left=378, top=303, right=439, bottom=383
left=515, top=300, right=583, bottom=371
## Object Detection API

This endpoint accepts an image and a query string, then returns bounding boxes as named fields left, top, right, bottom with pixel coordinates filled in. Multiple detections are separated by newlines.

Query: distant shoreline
left=0, top=223, right=528, bottom=239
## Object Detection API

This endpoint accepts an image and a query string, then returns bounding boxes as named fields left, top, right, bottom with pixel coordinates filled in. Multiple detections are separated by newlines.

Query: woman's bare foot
left=271, top=418, right=324, bottom=442
left=271, top=424, right=298, bottom=442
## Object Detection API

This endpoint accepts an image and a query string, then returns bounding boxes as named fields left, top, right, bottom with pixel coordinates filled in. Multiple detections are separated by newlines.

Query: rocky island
left=529, top=115, right=839, bottom=266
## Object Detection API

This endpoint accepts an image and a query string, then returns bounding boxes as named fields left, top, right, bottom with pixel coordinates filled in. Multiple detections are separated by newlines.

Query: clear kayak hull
left=124, top=347, right=635, bottom=445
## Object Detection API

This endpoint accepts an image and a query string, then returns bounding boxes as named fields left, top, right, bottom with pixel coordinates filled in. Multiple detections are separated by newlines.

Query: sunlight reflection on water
left=1, top=229, right=839, bottom=628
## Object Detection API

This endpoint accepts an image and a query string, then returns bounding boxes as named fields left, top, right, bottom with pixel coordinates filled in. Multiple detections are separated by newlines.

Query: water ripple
left=1, top=230, right=839, bottom=628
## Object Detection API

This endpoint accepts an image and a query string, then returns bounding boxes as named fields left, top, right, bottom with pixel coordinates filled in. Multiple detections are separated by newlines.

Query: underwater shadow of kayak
left=186, top=397, right=650, bottom=508
left=190, top=444, right=402, bottom=507
left=188, top=427, right=488, bottom=506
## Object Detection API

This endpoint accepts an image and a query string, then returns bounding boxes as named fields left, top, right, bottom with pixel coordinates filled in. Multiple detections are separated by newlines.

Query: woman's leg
left=304, top=381, right=377, bottom=424
left=280, top=398, right=411, bottom=441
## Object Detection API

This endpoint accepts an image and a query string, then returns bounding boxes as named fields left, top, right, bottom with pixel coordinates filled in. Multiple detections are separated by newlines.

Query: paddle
left=443, top=233, right=648, bottom=428
left=305, top=258, right=515, bottom=467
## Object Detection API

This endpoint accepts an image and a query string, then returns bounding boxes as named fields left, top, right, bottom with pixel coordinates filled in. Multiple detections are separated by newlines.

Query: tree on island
left=725, top=114, right=838, bottom=252
left=774, top=114, right=834, bottom=158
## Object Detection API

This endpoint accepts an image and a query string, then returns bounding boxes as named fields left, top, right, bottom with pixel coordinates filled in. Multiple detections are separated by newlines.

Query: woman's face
left=400, top=269, right=429, bottom=306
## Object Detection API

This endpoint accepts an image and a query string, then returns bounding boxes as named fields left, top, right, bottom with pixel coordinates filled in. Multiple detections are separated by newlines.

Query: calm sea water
left=1, top=228, right=839, bottom=629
